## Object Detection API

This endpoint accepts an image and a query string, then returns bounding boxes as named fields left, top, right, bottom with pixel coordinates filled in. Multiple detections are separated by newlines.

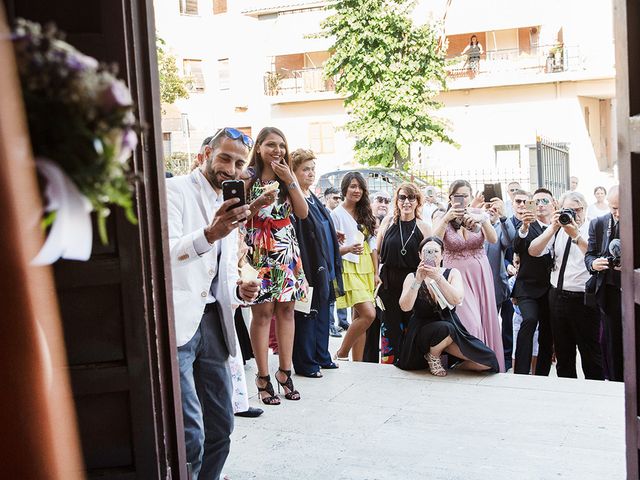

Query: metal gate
left=535, top=135, right=570, bottom=198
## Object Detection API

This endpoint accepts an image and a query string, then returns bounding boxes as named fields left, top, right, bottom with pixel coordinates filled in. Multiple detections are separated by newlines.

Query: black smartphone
left=222, top=179, right=246, bottom=211
left=483, top=183, right=502, bottom=201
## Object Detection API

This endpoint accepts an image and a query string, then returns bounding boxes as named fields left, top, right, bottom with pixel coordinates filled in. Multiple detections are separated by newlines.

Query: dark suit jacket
left=585, top=213, right=615, bottom=301
left=512, top=221, right=552, bottom=299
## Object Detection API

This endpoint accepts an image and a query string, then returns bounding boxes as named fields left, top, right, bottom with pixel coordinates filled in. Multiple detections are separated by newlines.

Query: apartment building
left=155, top=0, right=616, bottom=192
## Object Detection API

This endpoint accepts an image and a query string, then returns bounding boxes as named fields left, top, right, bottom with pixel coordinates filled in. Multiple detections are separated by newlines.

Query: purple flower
left=101, top=80, right=132, bottom=111
left=66, top=52, right=98, bottom=71
left=118, top=129, right=138, bottom=163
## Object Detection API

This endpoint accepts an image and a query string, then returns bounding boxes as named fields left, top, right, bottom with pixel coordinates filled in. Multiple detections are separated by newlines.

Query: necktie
left=556, top=236, right=572, bottom=291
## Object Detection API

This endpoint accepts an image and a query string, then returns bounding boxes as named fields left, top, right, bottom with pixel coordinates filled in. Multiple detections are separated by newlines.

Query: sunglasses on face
left=212, top=127, right=254, bottom=149
left=398, top=194, right=417, bottom=203
left=535, top=198, right=551, bottom=206
left=514, top=199, right=528, bottom=205
left=375, top=197, right=391, bottom=204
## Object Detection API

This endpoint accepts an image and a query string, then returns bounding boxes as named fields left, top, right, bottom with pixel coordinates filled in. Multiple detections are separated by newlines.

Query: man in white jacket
left=166, top=128, right=259, bottom=479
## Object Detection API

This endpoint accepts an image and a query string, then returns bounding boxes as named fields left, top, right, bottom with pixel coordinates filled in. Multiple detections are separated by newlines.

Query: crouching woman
left=396, top=237, right=499, bottom=376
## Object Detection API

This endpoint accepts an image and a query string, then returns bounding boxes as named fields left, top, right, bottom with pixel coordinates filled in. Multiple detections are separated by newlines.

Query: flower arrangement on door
left=12, top=19, right=138, bottom=264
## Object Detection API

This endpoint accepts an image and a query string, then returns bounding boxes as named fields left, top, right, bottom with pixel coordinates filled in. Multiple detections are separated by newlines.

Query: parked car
left=315, top=167, right=428, bottom=198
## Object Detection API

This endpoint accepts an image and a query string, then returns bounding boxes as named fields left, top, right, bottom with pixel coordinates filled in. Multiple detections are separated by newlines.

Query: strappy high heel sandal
left=425, top=353, right=447, bottom=377
left=255, top=374, right=281, bottom=405
left=275, top=368, right=301, bottom=400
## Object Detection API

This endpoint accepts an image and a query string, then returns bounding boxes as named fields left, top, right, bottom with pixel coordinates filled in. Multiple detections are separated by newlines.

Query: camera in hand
left=607, top=239, right=621, bottom=268
left=558, top=208, right=576, bottom=226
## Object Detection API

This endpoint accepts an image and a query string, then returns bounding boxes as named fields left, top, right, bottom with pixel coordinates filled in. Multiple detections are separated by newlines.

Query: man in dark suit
left=512, top=188, right=555, bottom=375
left=585, top=185, right=622, bottom=381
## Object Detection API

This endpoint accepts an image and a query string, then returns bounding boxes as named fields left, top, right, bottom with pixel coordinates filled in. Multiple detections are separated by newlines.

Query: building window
left=494, top=144, right=520, bottom=169
left=183, top=59, right=205, bottom=92
left=309, top=122, right=335, bottom=154
left=218, top=58, right=230, bottom=90
left=213, top=0, right=227, bottom=14
left=162, top=132, right=172, bottom=157
left=179, top=0, right=199, bottom=15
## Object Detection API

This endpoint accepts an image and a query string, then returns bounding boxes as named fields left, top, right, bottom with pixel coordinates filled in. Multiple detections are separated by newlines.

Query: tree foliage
left=322, top=0, right=454, bottom=168
left=157, top=37, right=189, bottom=105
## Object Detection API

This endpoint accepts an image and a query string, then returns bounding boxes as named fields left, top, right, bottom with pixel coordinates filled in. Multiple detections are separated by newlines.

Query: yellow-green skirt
left=336, top=241, right=375, bottom=309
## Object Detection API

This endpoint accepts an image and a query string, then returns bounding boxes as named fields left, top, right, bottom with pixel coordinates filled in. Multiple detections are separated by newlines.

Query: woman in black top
left=396, top=237, right=499, bottom=375
left=376, top=183, right=431, bottom=364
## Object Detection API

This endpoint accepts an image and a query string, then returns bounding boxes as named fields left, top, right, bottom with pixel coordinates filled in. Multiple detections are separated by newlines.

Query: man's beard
left=209, top=170, right=234, bottom=190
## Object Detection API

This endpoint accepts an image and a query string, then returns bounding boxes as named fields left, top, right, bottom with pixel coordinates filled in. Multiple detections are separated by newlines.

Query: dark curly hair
left=340, top=172, right=377, bottom=239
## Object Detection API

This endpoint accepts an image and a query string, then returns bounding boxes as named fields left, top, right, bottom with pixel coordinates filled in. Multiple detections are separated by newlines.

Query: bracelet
left=410, top=280, right=422, bottom=290
left=288, top=180, right=298, bottom=190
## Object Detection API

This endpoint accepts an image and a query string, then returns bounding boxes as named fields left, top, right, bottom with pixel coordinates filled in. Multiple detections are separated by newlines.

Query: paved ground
left=225, top=354, right=625, bottom=480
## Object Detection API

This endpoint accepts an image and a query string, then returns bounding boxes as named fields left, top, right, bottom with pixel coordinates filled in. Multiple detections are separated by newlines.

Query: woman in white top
left=587, top=186, right=609, bottom=221
left=330, top=172, right=380, bottom=361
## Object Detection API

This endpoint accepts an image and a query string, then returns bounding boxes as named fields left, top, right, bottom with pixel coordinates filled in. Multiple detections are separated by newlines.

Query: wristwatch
left=410, top=280, right=421, bottom=290
left=571, top=235, right=581, bottom=244
left=288, top=180, right=298, bottom=190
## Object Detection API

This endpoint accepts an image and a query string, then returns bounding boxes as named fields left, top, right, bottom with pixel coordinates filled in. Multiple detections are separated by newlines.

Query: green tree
left=322, top=0, right=454, bottom=169
left=157, top=37, right=189, bottom=105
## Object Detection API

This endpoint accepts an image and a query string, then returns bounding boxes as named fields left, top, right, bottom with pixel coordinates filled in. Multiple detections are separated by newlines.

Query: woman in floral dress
left=245, top=127, right=308, bottom=405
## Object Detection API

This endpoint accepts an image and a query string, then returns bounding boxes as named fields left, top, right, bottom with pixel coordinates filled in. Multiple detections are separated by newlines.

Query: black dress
left=395, top=269, right=499, bottom=372
left=379, top=219, right=424, bottom=364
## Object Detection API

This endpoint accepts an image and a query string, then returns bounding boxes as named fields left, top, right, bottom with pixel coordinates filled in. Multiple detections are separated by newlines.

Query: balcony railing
left=264, top=67, right=336, bottom=96
left=445, top=44, right=581, bottom=80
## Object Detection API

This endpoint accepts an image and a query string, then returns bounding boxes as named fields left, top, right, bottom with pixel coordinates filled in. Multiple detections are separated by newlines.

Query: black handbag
left=584, top=273, right=598, bottom=307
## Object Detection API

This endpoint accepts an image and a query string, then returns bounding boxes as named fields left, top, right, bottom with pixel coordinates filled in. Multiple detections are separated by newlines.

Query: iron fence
left=408, top=167, right=531, bottom=202
left=535, top=136, right=570, bottom=198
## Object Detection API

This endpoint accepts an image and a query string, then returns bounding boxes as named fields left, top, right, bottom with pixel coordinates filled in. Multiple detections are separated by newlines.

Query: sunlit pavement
left=225, top=350, right=624, bottom=480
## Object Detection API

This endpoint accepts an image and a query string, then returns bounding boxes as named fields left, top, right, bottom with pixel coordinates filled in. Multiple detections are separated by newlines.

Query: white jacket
left=166, top=170, right=240, bottom=352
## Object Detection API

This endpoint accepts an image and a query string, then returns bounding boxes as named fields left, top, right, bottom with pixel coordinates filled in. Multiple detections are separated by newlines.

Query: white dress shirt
left=533, top=222, right=591, bottom=292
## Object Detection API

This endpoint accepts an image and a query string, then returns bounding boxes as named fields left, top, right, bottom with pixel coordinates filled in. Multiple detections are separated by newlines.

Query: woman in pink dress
left=433, top=180, right=505, bottom=372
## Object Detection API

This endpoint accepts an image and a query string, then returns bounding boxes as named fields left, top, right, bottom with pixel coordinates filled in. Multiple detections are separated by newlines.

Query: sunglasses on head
left=375, top=196, right=391, bottom=204
left=398, top=194, right=417, bottom=203
left=212, top=127, right=254, bottom=149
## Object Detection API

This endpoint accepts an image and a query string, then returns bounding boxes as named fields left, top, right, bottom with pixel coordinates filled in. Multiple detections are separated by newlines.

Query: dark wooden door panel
left=4, top=1, right=185, bottom=478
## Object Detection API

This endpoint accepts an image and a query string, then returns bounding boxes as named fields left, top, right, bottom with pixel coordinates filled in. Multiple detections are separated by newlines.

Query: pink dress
left=443, top=223, right=505, bottom=372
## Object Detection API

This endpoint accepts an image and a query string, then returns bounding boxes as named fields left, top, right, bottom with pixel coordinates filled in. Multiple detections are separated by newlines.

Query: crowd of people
left=166, top=126, right=622, bottom=479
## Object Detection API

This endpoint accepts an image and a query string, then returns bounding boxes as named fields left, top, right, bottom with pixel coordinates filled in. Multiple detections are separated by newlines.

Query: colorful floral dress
left=245, top=179, right=307, bottom=304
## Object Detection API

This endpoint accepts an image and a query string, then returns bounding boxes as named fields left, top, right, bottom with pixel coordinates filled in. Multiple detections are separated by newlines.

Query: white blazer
left=166, top=170, right=240, bottom=353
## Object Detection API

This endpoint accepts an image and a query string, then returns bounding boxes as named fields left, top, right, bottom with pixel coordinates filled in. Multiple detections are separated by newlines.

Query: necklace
left=303, top=191, right=315, bottom=205
left=399, top=219, right=417, bottom=256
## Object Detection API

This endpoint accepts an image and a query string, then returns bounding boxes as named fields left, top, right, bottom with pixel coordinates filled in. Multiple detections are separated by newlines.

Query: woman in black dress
left=396, top=236, right=499, bottom=375
left=377, top=182, right=431, bottom=364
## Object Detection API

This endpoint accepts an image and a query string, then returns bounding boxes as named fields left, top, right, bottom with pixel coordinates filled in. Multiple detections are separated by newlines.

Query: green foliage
left=165, top=152, right=196, bottom=177
left=321, top=0, right=454, bottom=168
left=157, top=37, right=189, bottom=105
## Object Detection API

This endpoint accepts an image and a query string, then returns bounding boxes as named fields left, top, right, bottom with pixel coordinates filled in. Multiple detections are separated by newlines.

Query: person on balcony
left=462, top=34, right=484, bottom=75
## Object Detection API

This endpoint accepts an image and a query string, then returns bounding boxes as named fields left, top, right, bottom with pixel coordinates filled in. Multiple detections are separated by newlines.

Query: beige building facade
left=155, top=0, right=616, bottom=194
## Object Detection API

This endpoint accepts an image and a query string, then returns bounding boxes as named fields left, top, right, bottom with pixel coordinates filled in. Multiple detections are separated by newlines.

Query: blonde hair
left=392, top=182, right=423, bottom=223
left=290, top=148, right=316, bottom=172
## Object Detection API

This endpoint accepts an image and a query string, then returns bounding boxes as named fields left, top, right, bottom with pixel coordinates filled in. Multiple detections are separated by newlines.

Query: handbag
left=584, top=274, right=597, bottom=307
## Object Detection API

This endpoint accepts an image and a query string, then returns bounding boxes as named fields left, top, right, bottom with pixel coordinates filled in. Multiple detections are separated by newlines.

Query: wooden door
left=613, top=0, right=640, bottom=478
left=3, top=1, right=186, bottom=478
